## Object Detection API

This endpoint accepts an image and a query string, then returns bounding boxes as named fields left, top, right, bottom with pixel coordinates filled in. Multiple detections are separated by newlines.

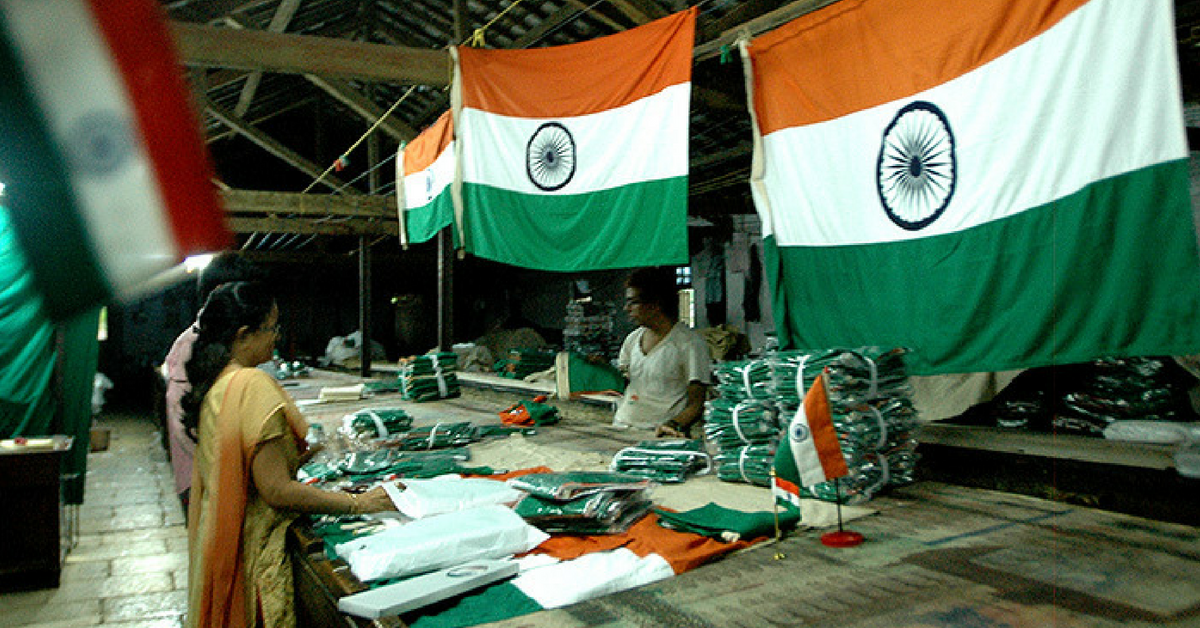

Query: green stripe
left=405, top=190, right=455, bottom=245
left=766, top=160, right=1200, bottom=375
left=0, top=27, right=111, bottom=320
left=462, top=177, right=689, bottom=271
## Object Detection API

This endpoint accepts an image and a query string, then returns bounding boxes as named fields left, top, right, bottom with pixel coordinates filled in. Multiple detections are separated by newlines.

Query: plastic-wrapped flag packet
left=515, top=490, right=654, bottom=534
left=609, top=439, right=711, bottom=483
left=389, top=422, right=479, bottom=450
left=507, top=471, right=655, bottom=501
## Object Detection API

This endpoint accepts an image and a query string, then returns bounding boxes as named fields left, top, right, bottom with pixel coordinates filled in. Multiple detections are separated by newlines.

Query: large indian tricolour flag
left=451, top=8, right=694, bottom=271
left=743, top=0, right=1200, bottom=374
left=397, top=110, right=455, bottom=246
left=0, top=0, right=228, bottom=320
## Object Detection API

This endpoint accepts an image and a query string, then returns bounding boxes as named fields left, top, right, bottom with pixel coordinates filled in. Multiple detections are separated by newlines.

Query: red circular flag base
left=820, top=530, right=865, bottom=548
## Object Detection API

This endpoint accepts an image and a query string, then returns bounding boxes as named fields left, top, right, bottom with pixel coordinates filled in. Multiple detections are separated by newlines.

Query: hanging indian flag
left=743, top=0, right=1200, bottom=374
left=0, top=0, right=228, bottom=321
left=773, top=371, right=847, bottom=503
left=397, top=110, right=455, bottom=247
left=451, top=8, right=694, bottom=271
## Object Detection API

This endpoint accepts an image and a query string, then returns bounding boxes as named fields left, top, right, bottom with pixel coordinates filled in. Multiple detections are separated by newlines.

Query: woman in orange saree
left=183, top=282, right=396, bottom=628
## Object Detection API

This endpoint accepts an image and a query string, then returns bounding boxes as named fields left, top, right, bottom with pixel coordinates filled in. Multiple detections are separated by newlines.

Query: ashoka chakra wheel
left=876, top=101, right=956, bottom=231
left=526, top=122, right=576, bottom=191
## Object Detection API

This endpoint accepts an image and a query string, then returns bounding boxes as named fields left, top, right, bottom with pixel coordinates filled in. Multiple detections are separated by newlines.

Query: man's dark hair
left=626, top=266, right=679, bottom=321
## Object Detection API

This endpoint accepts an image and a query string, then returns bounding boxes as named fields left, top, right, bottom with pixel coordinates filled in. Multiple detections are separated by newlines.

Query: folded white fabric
left=1104, top=420, right=1200, bottom=445
left=335, top=505, right=549, bottom=581
left=384, top=477, right=523, bottom=519
left=512, top=548, right=674, bottom=609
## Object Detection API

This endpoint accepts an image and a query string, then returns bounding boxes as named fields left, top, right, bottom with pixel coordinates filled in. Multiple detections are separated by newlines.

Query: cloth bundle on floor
left=342, top=407, right=413, bottom=439
left=509, top=471, right=655, bottom=534
left=400, top=353, right=462, bottom=402
left=609, top=439, right=711, bottom=483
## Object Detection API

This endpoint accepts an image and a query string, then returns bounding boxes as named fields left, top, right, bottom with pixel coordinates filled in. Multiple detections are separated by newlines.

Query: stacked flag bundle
left=777, top=348, right=918, bottom=504
left=399, top=353, right=461, bottom=402
left=509, top=471, right=655, bottom=535
left=563, top=300, right=619, bottom=361
left=707, top=358, right=781, bottom=487
left=496, top=349, right=557, bottom=380
left=712, top=359, right=775, bottom=401
left=713, top=443, right=777, bottom=487
left=609, top=439, right=711, bottom=483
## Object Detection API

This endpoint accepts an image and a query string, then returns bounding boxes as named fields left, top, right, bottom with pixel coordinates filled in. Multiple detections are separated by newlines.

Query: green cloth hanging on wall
left=0, top=205, right=56, bottom=438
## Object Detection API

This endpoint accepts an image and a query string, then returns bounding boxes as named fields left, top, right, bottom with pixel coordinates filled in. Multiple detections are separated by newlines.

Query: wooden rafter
left=233, top=0, right=303, bottom=116
left=304, top=75, right=419, bottom=142
left=171, top=21, right=449, bottom=86
left=205, top=99, right=358, bottom=192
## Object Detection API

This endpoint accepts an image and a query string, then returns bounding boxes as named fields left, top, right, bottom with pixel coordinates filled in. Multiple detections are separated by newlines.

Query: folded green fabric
left=654, top=502, right=799, bottom=540
left=405, top=581, right=541, bottom=628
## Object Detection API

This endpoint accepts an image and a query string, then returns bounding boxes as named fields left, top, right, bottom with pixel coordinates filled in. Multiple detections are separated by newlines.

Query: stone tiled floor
left=1, top=413, right=189, bottom=628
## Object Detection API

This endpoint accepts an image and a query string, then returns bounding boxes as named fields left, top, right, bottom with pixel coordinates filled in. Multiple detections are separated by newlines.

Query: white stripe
left=756, top=0, right=1184, bottom=247
left=460, top=83, right=690, bottom=195
left=3, top=0, right=179, bottom=292
left=402, top=141, right=455, bottom=211
left=787, top=408, right=827, bottom=487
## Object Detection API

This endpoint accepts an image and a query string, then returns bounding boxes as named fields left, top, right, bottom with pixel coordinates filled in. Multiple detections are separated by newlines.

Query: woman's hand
left=355, top=486, right=400, bottom=513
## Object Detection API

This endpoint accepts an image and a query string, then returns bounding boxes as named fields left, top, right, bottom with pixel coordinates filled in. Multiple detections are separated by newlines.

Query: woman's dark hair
left=627, top=266, right=679, bottom=321
left=182, top=281, right=275, bottom=441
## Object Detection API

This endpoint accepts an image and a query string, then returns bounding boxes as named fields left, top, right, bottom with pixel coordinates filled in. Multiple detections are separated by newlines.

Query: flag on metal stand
left=771, top=370, right=863, bottom=549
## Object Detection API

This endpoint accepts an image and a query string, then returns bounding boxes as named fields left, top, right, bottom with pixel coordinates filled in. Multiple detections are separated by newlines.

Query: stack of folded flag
left=609, top=439, right=711, bottom=483
left=509, top=471, right=655, bottom=535
left=707, top=357, right=781, bottom=488
left=399, top=353, right=461, bottom=402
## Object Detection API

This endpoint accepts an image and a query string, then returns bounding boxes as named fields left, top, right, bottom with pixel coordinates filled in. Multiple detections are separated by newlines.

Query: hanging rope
left=302, top=84, right=418, bottom=194
left=466, top=0, right=527, bottom=47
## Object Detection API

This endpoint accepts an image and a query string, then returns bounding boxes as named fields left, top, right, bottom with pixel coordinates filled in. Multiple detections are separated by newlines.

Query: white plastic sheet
left=335, top=505, right=548, bottom=581
left=512, top=548, right=674, bottom=609
left=384, top=477, right=523, bottom=519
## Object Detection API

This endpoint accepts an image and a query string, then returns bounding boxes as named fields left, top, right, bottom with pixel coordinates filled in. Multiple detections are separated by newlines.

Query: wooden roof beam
left=172, top=21, right=449, bottom=86
left=304, top=75, right=419, bottom=142
left=222, top=189, right=395, bottom=218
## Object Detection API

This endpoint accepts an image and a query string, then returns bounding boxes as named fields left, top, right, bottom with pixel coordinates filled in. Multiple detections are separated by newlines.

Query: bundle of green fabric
left=342, top=407, right=413, bottom=439
left=768, top=347, right=910, bottom=411
left=655, top=502, right=799, bottom=541
left=495, top=348, right=556, bottom=380
left=609, top=439, right=711, bottom=483
left=713, top=443, right=776, bottom=487
left=509, top=471, right=655, bottom=534
left=713, top=359, right=775, bottom=401
left=400, top=353, right=461, bottom=402
left=362, top=379, right=402, bottom=395
left=703, top=399, right=779, bottom=450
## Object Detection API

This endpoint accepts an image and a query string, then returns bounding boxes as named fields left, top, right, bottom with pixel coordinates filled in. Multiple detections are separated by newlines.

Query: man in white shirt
left=613, top=267, right=712, bottom=437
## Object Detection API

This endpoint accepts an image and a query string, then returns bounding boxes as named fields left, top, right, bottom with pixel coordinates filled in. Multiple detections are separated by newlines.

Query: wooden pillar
left=358, top=132, right=381, bottom=377
left=437, top=0, right=465, bottom=352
